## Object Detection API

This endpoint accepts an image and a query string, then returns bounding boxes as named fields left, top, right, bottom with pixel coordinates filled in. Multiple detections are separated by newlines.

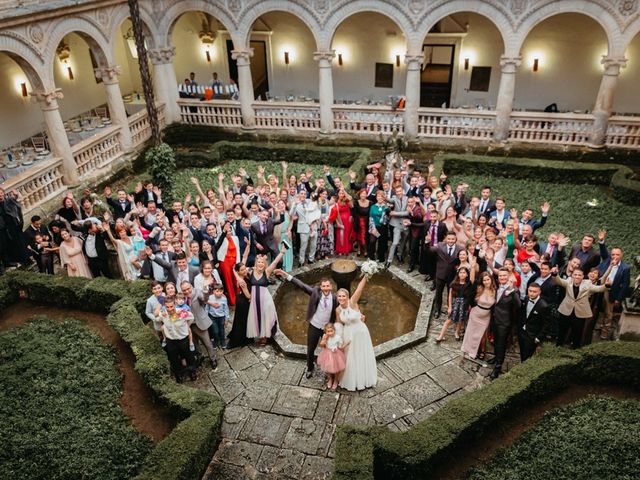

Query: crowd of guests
left=0, top=154, right=632, bottom=382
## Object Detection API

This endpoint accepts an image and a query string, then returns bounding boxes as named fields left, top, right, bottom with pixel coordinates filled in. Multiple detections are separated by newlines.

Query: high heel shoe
left=435, top=336, right=445, bottom=343
left=455, top=334, right=461, bottom=341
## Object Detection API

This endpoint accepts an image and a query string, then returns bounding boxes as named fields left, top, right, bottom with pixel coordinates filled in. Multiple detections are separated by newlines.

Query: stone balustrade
left=417, top=108, right=496, bottom=139
left=72, top=125, right=123, bottom=179
left=0, top=157, right=66, bottom=214
left=332, top=104, right=405, bottom=134
left=178, top=99, right=243, bottom=127
left=509, top=111, right=594, bottom=146
left=254, top=102, right=321, bottom=131
left=605, top=116, right=640, bottom=149
left=128, top=103, right=167, bottom=148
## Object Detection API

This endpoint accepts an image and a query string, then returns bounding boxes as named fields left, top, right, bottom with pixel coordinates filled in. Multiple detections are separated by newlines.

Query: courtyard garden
left=2, top=137, right=640, bottom=480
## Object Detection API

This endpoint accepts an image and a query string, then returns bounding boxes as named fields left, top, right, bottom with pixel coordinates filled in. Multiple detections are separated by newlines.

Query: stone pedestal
left=403, top=54, right=423, bottom=139
left=493, top=56, right=521, bottom=142
left=589, top=56, right=627, bottom=147
left=232, top=48, right=256, bottom=129
left=619, top=305, right=640, bottom=340
left=314, top=51, right=335, bottom=134
left=32, top=88, right=78, bottom=185
left=95, top=65, right=132, bottom=152
left=149, top=47, right=181, bottom=124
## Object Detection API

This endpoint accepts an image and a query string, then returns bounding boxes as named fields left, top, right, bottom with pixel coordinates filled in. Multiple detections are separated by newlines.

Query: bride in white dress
left=335, top=275, right=377, bottom=391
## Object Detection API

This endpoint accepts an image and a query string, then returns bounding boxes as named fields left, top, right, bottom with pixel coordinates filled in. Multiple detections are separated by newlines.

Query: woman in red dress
left=333, top=188, right=354, bottom=255
left=353, top=189, right=371, bottom=257
left=217, top=222, right=238, bottom=306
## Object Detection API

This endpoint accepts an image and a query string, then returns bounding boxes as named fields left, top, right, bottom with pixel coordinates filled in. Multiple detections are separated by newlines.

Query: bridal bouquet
left=361, top=260, right=382, bottom=279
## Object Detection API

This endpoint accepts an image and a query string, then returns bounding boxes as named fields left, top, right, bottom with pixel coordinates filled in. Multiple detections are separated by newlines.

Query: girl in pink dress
left=317, top=323, right=350, bottom=390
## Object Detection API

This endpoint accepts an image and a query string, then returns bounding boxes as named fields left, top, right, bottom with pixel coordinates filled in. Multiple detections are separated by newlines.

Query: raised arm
left=266, top=248, right=286, bottom=276
left=350, top=276, right=367, bottom=307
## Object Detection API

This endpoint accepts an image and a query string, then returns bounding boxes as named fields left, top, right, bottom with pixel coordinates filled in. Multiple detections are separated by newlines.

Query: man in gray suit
left=386, top=186, right=409, bottom=268
left=291, top=190, right=317, bottom=266
left=146, top=249, right=199, bottom=291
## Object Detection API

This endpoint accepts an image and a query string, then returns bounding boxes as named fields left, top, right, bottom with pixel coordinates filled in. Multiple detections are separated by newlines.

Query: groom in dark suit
left=490, top=268, right=522, bottom=379
left=251, top=210, right=284, bottom=260
left=518, top=283, right=549, bottom=362
left=275, top=270, right=338, bottom=378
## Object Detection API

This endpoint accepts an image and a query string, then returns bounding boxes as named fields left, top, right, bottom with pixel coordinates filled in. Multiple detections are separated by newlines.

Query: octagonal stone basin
left=270, top=259, right=434, bottom=359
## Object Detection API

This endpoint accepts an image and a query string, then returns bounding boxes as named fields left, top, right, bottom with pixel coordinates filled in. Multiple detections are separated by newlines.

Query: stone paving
left=198, top=269, right=522, bottom=480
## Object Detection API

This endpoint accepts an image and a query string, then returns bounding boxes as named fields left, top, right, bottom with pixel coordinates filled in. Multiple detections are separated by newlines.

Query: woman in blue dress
left=274, top=199, right=293, bottom=272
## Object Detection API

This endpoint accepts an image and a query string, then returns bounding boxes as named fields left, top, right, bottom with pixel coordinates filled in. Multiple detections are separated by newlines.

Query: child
left=206, top=283, right=229, bottom=349
left=317, top=323, right=349, bottom=390
left=30, top=233, right=55, bottom=274
left=436, top=267, right=472, bottom=342
left=175, top=292, right=192, bottom=318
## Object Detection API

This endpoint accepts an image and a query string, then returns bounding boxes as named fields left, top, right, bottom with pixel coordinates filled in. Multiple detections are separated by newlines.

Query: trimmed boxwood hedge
left=1, top=271, right=225, bottom=480
left=333, top=342, right=640, bottom=480
left=439, top=153, right=640, bottom=205
left=466, top=395, right=640, bottom=480
left=172, top=140, right=371, bottom=180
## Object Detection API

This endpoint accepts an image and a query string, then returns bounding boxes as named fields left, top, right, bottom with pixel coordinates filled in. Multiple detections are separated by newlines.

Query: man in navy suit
left=104, top=186, right=132, bottom=220
left=477, top=185, right=496, bottom=216
left=519, top=202, right=550, bottom=233
left=349, top=171, right=380, bottom=203
left=597, top=230, right=631, bottom=339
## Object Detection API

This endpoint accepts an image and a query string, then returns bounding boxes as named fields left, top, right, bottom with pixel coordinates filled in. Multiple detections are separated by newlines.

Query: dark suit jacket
left=134, top=190, right=162, bottom=208
left=527, top=274, right=558, bottom=305
left=350, top=182, right=380, bottom=203
left=425, top=221, right=448, bottom=244
left=289, top=276, right=338, bottom=325
left=519, top=297, right=549, bottom=340
left=598, top=242, right=631, bottom=302
left=431, top=242, right=463, bottom=281
left=493, top=286, right=521, bottom=329
left=23, top=224, right=51, bottom=249
left=569, top=245, right=601, bottom=273
left=538, top=242, right=565, bottom=268
left=82, top=231, right=110, bottom=259
left=141, top=250, right=176, bottom=280
left=106, top=197, right=132, bottom=219
left=251, top=217, right=284, bottom=253
left=478, top=198, right=496, bottom=216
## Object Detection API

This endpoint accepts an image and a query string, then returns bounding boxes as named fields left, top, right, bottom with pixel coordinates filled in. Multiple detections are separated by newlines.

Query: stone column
left=148, top=47, right=181, bottom=123
left=589, top=55, right=627, bottom=147
left=404, top=54, right=424, bottom=139
left=32, top=88, right=78, bottom=185
left=231, top=48, right=256, bottom=129
left=94, top=65, right=132, bottom=152
left=313, top=51, right=335, bottom=134
left=493, top=55, right=522, bottom=142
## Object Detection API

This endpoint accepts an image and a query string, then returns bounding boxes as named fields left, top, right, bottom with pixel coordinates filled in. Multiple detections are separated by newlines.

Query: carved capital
left=500, top=55, right=522, bottom=73
left=601, top=56, right=627, bottom=76
left=148, top=46, right=176, bottom=65
left=231, top=48, right=254, bottom=66
left=94, top=65, right=122, bottom=84
left=404, top=54, right=424, bottom=67
left=313, top=50, right=335, bottom=63
left=31, top=88, right=64, bottom=108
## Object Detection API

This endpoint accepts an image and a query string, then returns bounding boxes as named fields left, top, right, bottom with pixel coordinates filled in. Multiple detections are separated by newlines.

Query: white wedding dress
left=336, top=306, right=377, bottom=391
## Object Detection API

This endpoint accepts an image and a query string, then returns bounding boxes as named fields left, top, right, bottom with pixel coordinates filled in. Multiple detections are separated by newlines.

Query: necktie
left=261, top=222, right=266, bottom=235
left=323, top=296, right=328, bottom=309
left=162, top=252, right=167, bottom=261
left=481, top=200, right=486, bottom=212
left=430, top=224, right=437, bottom=246
left=448, top=247, right=453, bottom=257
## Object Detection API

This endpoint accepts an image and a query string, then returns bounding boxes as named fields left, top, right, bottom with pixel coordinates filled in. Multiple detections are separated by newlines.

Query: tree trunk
left=127, top=0, right=161, bottom=146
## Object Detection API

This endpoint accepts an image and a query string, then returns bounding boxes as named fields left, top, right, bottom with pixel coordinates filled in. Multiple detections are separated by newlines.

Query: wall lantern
left=20, top=82, right=28, bottom=97
left=67, top=66, right=74, bottom=80
left=199, top=31, right=215, bottom=63
left=123, top=28, right=138, bottom=59
left=56, top=42, right=74, bottom=81
left=284, top=51, right=290, bottom=65
left=338, top=53, right=343, bottom=66
left=533, top=58, right=539, bottom=72
left=396, top=54, right=401, bottom=67
left=464, top=57, right=470, bottom=70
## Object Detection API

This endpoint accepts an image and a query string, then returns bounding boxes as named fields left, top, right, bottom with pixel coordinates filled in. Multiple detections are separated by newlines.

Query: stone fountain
left=330, top=259, right=359, bottom=295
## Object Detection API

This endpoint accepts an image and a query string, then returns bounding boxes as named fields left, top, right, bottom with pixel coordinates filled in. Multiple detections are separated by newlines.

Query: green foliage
left=333, top=342, right=640, bottom=480
left=147, top=143, right=177, bottom=201
left=171, top=161, right=350, bottom=203
left=0, top=317, right=152, bottom=480
left=466, top=396, right=640, bottom=480
left=2, top=271, right=226, bottom=480
left=443, top=169, right=640, bottom=269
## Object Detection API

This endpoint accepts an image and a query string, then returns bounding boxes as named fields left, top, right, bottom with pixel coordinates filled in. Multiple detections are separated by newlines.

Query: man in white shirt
left=155, top=296, right=196, bottom=383
left=291, top=190, right=317, bottom=266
